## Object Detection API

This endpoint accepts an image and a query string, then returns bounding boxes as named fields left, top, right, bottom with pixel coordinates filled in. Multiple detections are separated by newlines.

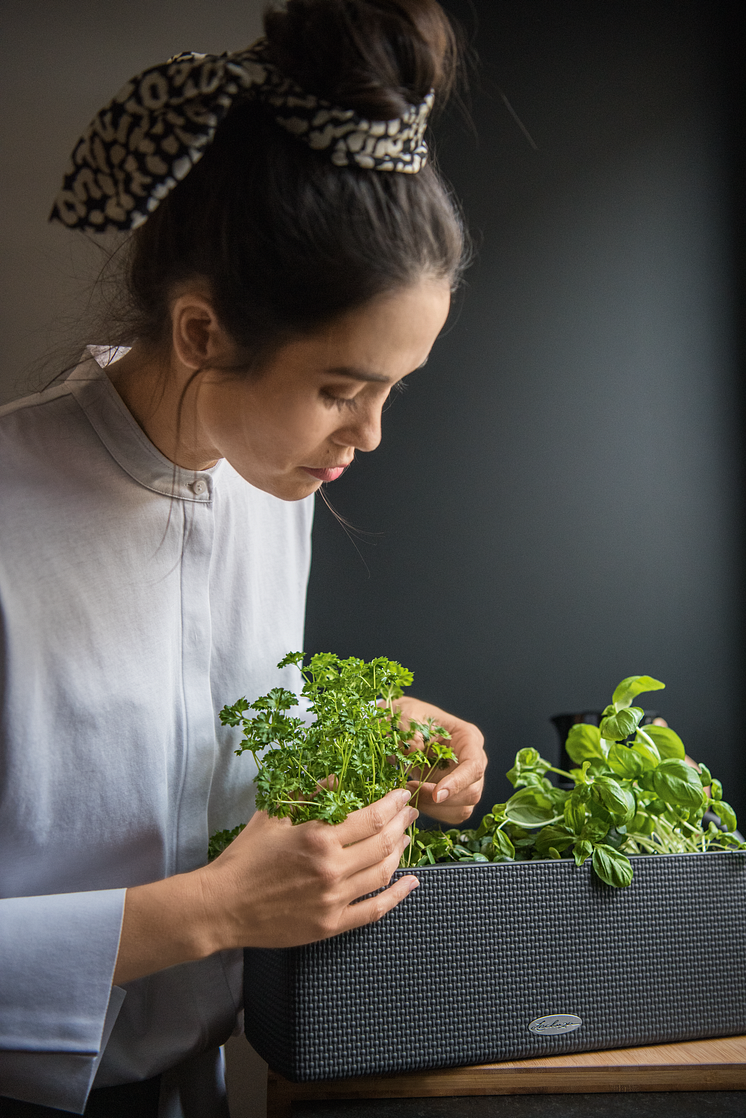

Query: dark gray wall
left=305, top=0, right=746, bottom=820
left=0, top=0, right=264, bottom=405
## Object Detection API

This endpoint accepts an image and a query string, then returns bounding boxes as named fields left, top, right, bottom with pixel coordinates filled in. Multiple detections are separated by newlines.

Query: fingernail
left=435, top=788, right=450, bottom=803
left=398, top=789, right=412, bottom=804
left=408, top=878, right=420, bottom=894
left=408, top=807, right=419, bottom=824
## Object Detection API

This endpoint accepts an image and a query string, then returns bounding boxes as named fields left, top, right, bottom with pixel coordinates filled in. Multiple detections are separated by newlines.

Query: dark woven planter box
left=244, top=852, right=746, bottom=1081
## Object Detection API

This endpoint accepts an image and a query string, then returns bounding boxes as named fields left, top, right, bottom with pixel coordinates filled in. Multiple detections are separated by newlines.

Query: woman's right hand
left=202, top=789, right=418, bottom=950
left=112, top=790, right=418, bottom=985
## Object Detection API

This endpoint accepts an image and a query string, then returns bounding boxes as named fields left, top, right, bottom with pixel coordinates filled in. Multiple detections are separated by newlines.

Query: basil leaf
left=573, top=839, right=593, bottom=866
left=581, top=814, right=611, bottom=842
left=642, top=725, right=685, bottom=760
left=651, top=759, right=706, bottom=809
left=592, top=777, right=636, bottom=824
left=592, top=844, right=634, bottom=887
left=630, top=810, right=655, bottom=836
left=611, top=676, right=666, bottom=710
left=713, top=800, right=738, bottom=832
left=516, top=747, right=546, bottom=770
left=629, top=737, right=661, bottom=771
left=697, top=764, right=712, bottom=788
left=711, top=779, right=723, bottom=802
left=452, top=844, right=473, bottom=858
left=608, top=741, right=645, bottom=779
left=475, top=814, right=494, bottom=838
left=506, top=747, right=552, bottom=786
left=600, top=706, right=644, bottom=742
left=564, top=795, right=587, bottom=833
left=504, top=786, right=558, bottom=828
left=604, top=825, right=628, bottom=851
left=535, top=825, right=575, bottom=857
left=565, top=724, right=605, bottom=764
left=492, top=829, right=516, bottom=860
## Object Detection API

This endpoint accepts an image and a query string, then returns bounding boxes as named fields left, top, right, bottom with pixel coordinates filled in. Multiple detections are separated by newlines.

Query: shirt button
left=190, top=479, right=208, bottom=496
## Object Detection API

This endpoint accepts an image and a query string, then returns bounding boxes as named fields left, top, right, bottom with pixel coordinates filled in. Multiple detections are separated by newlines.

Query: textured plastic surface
left=244, top=853, right=746, bottom=1081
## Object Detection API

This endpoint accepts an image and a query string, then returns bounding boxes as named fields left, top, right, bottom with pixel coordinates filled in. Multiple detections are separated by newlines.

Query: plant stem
left=546, top=765, right=576, bottom=782
left=622, top=832, right=663, bottom=854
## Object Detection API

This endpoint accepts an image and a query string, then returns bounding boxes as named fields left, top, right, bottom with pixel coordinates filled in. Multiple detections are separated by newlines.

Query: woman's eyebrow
left=324, top=365, right=392, bottom=384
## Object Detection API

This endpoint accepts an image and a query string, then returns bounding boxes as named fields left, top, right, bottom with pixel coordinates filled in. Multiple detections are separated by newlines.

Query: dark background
left=0, top=0, right=742, bottom=822
left=305, top=0, right=746, bottom=820
left=3, top=4, right=740, bottom=1110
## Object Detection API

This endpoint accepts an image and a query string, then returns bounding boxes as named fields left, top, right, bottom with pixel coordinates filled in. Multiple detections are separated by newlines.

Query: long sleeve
left=0, top=351, right=314, bottom=1108
left=0, top=890, right=125, bottom=1111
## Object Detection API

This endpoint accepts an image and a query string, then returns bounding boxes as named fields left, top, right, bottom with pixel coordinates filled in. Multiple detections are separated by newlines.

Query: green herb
left=422, top=673, right=744, bottom=886
left=211, top=663, right=745, bottom=888
left=210, top=652, right=454, bottom=859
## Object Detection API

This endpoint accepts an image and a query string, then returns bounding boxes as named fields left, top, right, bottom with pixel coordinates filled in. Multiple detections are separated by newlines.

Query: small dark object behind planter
left=244, top=853, right=746, bottom=1082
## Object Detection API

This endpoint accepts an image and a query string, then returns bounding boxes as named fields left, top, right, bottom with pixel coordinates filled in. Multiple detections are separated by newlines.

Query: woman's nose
left=338, top=405, right=383, bottom=453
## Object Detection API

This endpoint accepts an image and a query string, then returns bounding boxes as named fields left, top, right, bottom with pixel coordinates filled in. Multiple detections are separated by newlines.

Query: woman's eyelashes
left=321, top=388, right=359, bottom=410
left=321, top=377, right=407, bottom=411
left=382, top=379, right=408, bottom=412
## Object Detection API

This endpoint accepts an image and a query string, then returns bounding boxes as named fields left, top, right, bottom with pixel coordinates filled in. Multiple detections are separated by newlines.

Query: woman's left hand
left=393, top=696, right=487, bottom=825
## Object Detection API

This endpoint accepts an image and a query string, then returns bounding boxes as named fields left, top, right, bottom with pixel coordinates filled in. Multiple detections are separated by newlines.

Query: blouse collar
left=67, top=347, right=221, bottom=502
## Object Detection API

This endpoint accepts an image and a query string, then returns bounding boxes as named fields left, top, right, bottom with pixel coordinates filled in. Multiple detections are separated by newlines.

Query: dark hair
left=124, top=0, right=468, bottom=368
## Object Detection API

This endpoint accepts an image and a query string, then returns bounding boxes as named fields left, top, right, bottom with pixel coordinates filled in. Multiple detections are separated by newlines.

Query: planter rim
left=397, top=848, right=745, bottom=872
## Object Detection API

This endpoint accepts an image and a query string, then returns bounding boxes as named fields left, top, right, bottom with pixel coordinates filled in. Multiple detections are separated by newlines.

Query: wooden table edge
left=266, top=1036, right=746, bottom=1114
left=265, top=1033, right=746, bottom=1113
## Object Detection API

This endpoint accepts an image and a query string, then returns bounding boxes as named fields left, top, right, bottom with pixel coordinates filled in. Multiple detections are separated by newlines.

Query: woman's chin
left=238, top=470, right=321, bottom=502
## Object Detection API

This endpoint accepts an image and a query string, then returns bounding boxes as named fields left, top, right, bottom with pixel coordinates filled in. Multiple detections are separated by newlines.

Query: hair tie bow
left=50, top=38, right=434, bottom=233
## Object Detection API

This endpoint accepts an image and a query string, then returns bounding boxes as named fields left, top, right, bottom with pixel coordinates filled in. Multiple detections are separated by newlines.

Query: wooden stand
left=266, top=1035, right=746, bottom=1117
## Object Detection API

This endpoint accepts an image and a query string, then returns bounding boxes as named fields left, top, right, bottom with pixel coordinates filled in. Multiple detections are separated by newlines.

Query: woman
left=0, top=1, right=486, bottom=1114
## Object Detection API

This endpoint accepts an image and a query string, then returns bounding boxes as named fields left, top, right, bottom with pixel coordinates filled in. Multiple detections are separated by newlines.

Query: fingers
left=433, top=724, right=486, bottom=805
left=407, top=781, right=443, bottom=807
left=394, top=696, right=487, bottom=806
left=334, top=788, right=413, bottom=846
left=340, top=803, right=419, bottom=877
left=432, top=754, right=485, bottom=805
left=416, top=728, right=484, bottom=811
left=342, top=823, right=414, bottom=898
left=340, top=874, right=420, bottom=934
left=408, top=781, right=479, bottom=825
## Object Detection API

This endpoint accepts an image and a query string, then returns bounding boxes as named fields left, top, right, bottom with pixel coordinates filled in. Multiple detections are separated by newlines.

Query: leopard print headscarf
left=50, top=38, right=434, bottom=233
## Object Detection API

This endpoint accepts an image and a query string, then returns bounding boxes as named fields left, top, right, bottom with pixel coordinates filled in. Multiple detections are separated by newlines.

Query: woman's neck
left=106, top=343, right=221, bottom=471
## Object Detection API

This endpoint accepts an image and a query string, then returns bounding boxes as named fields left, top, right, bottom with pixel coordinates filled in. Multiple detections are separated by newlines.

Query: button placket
left=173, top=494, right=217, bottom=874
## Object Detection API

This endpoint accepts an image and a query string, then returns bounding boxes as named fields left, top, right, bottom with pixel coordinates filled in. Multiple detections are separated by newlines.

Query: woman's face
left=197, top=279, right=451, bottom=501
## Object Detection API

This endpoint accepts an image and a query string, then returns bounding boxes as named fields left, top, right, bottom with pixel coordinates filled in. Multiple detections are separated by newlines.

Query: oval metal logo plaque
left=528, top=1014, right=583, bottom=1036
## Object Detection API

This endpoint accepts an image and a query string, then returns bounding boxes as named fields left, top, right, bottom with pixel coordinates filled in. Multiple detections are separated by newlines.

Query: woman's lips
left=302, top=465, right=349, bottom=483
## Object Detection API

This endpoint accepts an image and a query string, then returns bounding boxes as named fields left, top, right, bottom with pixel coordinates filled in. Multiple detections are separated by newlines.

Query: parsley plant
left=211, top=652, right=454, bottom=863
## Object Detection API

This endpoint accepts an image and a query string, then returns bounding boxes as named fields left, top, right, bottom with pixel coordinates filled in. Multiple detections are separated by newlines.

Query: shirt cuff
left=0, top=889, right=126, bottom=1111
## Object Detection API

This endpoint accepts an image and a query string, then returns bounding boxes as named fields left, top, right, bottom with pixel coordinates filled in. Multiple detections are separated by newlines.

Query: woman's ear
left=170, top=290, right=234, bottom=371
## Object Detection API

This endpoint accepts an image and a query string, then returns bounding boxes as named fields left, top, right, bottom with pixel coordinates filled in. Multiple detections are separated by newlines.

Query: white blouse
left=0, top=349, right=314, bottom=1113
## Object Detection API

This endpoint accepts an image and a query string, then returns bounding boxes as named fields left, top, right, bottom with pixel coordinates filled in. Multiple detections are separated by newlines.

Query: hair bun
left=263, top=0, right=459, bottom=120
